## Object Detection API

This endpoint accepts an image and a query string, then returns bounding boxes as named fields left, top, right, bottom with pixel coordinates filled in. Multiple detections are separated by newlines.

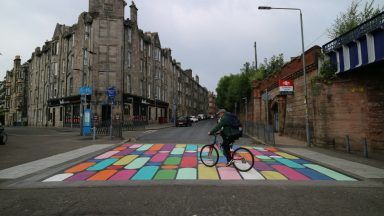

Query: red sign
left=279, top=80, right=294, bottom=95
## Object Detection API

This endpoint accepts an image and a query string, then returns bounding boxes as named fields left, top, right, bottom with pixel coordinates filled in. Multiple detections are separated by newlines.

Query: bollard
left=345, top=135, right=350, bottom=153
left=93, top=126, right=96, bottom=141
left=363, top=138, right=368, bottom=158
left=332, top=138, right=336, bottom=149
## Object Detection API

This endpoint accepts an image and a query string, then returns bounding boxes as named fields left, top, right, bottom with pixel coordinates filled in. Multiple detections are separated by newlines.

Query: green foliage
left=250, top=53, right=284, bottom=81
left=216, top=63, right=255, bottom=111
left=327, top=0, right=382, bottom=39
left=311, top=60, right=337, bottom=93
left=216, top=54, right=285, bottom=111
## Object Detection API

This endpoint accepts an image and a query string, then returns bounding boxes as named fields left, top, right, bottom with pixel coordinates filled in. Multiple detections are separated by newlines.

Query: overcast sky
left=0, top=0, right=382, bottom=92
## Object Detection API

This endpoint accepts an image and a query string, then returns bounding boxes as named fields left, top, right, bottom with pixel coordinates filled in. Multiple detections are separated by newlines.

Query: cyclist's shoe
left=226, top=159, right=234, bottom=166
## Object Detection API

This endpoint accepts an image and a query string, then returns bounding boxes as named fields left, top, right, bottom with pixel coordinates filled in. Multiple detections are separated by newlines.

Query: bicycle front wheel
left=200, top=145, right=219, bottom=167
left=232, top=147, right=254, bottom=172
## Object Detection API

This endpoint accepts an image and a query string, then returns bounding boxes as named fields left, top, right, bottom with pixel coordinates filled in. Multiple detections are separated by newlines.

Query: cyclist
left=208, top=109, right=239, bottom=166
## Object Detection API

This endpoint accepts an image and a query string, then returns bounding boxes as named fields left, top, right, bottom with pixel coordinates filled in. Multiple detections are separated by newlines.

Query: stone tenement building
left=4, top=0, right=208, bottom=127
left=4, top=56, right=29, bottom=126
left=208, top=92, right=217, bottom=118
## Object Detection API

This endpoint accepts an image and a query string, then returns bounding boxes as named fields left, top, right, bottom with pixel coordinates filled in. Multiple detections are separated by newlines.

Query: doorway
left=102, top=104, right=111, bottom=122
left=272, top=103, right=279, bottom=132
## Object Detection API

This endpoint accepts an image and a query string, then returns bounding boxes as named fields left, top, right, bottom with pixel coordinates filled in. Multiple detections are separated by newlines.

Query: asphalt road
left=137, top=119, right=255, bottom=145
left=0, top=122, right=383, bottom=216
left=0, top=127, right=119, bottom=170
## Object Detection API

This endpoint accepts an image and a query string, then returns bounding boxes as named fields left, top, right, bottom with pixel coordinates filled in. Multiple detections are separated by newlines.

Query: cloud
left=1, top=0, right=381, bottom=92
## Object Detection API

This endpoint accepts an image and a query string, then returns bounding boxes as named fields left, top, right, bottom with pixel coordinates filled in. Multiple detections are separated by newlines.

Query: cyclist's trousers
left=221, top=136, right=234, bottom=162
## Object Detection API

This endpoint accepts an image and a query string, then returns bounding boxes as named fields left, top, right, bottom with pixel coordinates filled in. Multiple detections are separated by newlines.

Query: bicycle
left=200, top=134, right=254, bottom=172
left=0, top=127, right=8, bottom=145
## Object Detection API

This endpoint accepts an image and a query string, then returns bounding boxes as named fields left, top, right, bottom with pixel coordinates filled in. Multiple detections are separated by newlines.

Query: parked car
left=197, top=114, right=205, bottom=120
left=176, top=116, right=192, bottom=127
left=189, top=116, right=199, bottom=123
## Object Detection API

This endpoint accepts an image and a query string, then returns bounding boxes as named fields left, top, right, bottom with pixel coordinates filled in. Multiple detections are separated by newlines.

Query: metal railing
left=93, top=120, right=122, bottom=138
left=121, top=120, right=148, bottom=131
left=330, top=135, right=371, bottom=158
left=244, top=121, right=275, bottom=145
left=323, top=11, right=384, bottom=53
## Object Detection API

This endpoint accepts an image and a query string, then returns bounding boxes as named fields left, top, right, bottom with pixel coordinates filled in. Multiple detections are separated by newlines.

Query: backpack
left=227, top=112, right=243, bottom=139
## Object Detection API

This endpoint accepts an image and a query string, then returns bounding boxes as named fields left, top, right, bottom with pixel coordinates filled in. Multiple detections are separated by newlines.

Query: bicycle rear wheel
left=200, top=144, right=219, bottom=167
left=232, top=147, right=254, bottom=172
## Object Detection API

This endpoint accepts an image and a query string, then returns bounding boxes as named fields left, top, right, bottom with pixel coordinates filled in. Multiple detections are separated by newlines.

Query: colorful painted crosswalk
left=42, top=143, right=357, bottom=182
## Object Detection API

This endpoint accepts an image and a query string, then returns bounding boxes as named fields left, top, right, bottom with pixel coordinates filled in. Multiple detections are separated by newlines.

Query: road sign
left=80, top=86, right=92, bottom=95
left=107, top=87, right=116, bottom=98
left=279, top=80, right=294, bottom=95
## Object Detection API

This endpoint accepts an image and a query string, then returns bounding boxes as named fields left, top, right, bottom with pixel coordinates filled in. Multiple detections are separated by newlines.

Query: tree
left=216, top=54, right=285, bottom=112
left=251, top=54, right=285, bottom=80
left=327, top=0, right=382, bottom=39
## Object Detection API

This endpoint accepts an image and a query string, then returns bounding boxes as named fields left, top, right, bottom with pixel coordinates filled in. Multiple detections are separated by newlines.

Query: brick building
left=5, top=0, right=208, bottom=127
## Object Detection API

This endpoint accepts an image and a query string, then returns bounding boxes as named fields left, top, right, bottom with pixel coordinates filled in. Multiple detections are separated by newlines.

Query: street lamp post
left=258, top=6, right=311, bottom=147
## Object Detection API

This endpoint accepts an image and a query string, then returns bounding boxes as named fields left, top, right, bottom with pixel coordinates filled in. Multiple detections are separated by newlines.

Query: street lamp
left=258, top=6, right=311, bottom=147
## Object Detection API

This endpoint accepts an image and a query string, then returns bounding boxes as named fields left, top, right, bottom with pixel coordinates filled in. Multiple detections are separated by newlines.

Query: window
left=69, top=78, right=73, bottom=95
left=54, top=62, right=58, bottom=75
left=99, top=45, right=108, bottom=63
left=85, top=25, right=90, bottom=41
left=148, top=45, right=151, bottom=57
left=154, top=48, right=160, bottom=61
left=148, top=84, right=151, bottom=98
left=140, top=60, right=144, bottom=73
left=140, top=38, right=144, bottom=51
left=108, top=46, right=117, bottom=63
left=127, top=51, right=131, bottom=67
left=84, top=49, right=89, bottom=66
left=100, top=20, right=108, bottom=38
left=127, top=28, right=132, bottom=43
left=127, top=75, right=131, bottom=93
left=52, top=42, right=59, bottom=55
left=70, top=55, right=74, bottom=70
left=148, top=64, right=151, bottom=78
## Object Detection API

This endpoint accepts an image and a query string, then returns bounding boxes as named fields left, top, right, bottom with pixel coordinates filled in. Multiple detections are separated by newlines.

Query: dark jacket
left=210, top=112, right=239, bottom=138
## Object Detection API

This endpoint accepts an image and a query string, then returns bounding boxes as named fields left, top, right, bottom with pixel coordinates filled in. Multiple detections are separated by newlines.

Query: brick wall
left=311, top=66, right=384, bottom=153
left=251, top=46, right=321, bottom=141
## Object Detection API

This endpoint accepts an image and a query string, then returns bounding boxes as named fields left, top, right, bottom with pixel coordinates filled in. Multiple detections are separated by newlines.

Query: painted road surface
left=43, top=144, right=357, bottom=182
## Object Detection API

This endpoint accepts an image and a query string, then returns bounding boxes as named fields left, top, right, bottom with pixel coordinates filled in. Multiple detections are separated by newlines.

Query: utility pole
left=254, top=42, right=258, bottom=70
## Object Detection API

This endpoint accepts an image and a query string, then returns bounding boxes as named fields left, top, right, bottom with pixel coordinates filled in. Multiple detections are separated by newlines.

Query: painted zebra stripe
left=176, top=168, right=197, bottom=179
left=304, top=164, right=356, bottom=181
left=131, top=166, right=159, bottom=180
